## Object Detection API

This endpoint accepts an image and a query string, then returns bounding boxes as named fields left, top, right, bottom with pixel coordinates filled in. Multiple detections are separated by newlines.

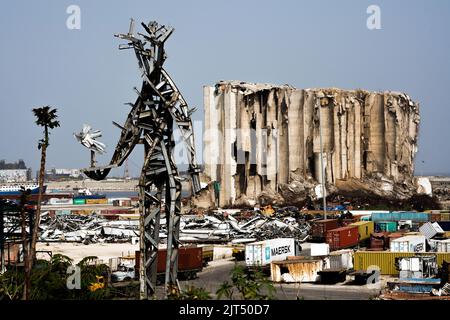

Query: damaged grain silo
left=201, top=81, right=421, bottom=208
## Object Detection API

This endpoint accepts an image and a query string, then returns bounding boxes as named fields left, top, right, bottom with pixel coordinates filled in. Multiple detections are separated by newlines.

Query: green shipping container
left=375, top=221, right=397, bottom=232
left=73, top=198, right=86, bottom=205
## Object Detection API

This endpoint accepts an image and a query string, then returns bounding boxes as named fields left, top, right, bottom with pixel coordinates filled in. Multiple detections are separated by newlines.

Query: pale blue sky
left=0, top=0, right=449, bottom=177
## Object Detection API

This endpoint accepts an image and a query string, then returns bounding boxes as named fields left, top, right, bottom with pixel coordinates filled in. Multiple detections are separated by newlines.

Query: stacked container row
left=371, top=212, right=430, bottom=222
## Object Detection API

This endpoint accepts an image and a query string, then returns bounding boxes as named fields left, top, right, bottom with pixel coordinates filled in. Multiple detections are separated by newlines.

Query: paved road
left=177, top=259, right=381, bottom=300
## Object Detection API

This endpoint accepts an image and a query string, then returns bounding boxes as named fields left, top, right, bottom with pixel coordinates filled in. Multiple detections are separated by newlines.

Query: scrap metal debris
left=175, top=207, right=311, bottom=243
left=39, top=212, right=138, bottom=244
left=38, top=206, right=312, bottom=244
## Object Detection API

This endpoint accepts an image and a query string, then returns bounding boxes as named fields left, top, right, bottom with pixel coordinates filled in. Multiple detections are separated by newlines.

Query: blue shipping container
left=371, top=212, right=430, bottom=222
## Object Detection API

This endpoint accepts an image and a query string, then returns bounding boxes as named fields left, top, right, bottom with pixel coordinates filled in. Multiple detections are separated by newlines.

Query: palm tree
left=24, top=106, right=60, bottom=299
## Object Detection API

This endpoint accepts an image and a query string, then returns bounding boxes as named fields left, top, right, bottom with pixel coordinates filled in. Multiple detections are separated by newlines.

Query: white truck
left=111, top=263, right=135, bottom=282
left=245, top=238, right=302, bottom=267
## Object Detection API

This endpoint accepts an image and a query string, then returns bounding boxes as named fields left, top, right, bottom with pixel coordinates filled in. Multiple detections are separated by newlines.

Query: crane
left=78, top=19, right=202, bottom=299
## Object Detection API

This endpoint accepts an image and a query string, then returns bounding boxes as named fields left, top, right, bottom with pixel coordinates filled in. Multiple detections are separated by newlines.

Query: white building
left=0, top=169, right=29, bottom=183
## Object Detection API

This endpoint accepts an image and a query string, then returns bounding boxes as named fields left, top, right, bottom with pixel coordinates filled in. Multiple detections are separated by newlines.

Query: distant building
left=45, top=168, right=83, bottom=181
left=0, top=169, right=29, bottom=183
left=0, top=159, right=32, bottom=182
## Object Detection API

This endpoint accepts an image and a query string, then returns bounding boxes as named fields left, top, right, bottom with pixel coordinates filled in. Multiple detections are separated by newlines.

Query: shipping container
left=341, top=218, right=358, bottom=226
left=326, top=226, right=359, bottom=250
left=73, top=198, right=86, bottom=205
left=390, top=235, right=426, bottom=253
left=354, top=251, right=450, bottom=275
left=371, top=212, right=430, bottom=222
left=100, top=209, right=133, bottom=215
left=86, top=198, right=108, bottom=205
left=429, top=213, right=441, bottom=222
left=157, top=246, right=203, bottom=276
left=435, top=239, right=450, bottom=253
left=245, top=238, right=301, bottom=267
left=55, top=209, right=71, bottom=216
left=310, top=243, right=330, bottom=257
left=419, top=222, right=445, bottom=239
left=48, top=198, right=73, bottom=205
left=370, top=232, right=389, bottom=250
left=2, top=243, right=20, bottom=264
left=327, top=249, right=354, bottom=270
left=349, top=221, right=374, bottom=241
left=271, top=258, right=322, bottom=283
left=311, top=219, right=339, bottom=240
left=375, top=221, right=397, bottom=232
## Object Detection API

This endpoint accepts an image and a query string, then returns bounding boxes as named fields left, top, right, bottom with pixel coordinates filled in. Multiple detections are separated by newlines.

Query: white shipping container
left=310, top=243, right=330, bottom=257
left=436, top=239, right=450, bottom=253
left=245, top=238, right=300, bottom=267
left=390, top=235, right=426, bottom=253
left=420, top=222, right=445, bottom=239
left=48, top=198, right=73, bottom=205
left=329, top=249, right=354, bottom=270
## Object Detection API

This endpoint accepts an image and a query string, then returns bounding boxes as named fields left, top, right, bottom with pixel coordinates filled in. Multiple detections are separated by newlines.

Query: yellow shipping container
left=349, top=221, right=374, bottom=241
left=354, top=251, right=450, bottom=275
left=86, top=198, right=108, bottom=205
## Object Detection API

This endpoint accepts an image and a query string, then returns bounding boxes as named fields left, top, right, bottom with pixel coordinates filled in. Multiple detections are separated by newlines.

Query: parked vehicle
left=111, top=263, right=135, bottom=282
left=113, top=246, right=204, bottom=283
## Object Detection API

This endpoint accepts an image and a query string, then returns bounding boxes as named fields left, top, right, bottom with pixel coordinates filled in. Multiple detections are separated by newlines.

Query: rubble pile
left=177, top=207, right=311, bottom=243
left=39, top=212, right=139, bottom=244
left=37, top=206, right=315, bottom=244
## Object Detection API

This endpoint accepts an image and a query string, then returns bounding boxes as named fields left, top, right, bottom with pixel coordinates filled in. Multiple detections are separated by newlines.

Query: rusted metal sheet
left=354, top=251, right=450, bottom=275
left=270, top=258, right=322, bottom=283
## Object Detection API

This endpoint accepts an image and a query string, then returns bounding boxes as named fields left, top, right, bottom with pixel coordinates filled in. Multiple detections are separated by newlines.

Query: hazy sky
left=0, top=0, right=449, bottom=177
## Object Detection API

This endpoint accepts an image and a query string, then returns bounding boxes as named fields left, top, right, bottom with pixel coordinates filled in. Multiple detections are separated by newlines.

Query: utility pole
left=317, top=95, right=327, bottom=220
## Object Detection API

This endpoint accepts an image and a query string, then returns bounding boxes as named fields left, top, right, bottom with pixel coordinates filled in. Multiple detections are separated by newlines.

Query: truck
left=245, top=238, right=302, bottom=267
left=112, top=246, right=204, bottom=283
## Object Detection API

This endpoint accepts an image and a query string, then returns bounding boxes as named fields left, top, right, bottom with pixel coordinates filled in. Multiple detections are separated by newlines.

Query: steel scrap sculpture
left=81, top=19, right=201, bottom=298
